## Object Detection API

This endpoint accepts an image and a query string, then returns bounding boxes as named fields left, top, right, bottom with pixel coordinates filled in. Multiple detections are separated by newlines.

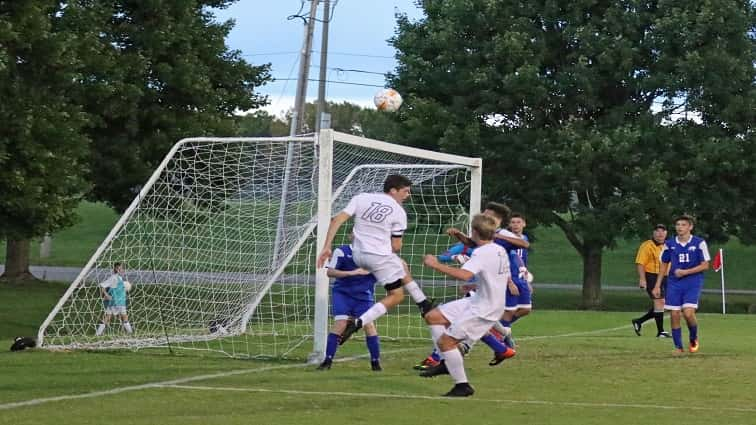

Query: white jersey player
left=420, top=214, right=510, bottom=397
left=317, top=175, right=434, bottom=345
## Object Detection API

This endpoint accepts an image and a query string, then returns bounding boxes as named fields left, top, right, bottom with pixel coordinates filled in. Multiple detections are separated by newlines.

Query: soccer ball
left=123, top=280, right=132, bottom=292
left=373, top=88, right=403, bottom=112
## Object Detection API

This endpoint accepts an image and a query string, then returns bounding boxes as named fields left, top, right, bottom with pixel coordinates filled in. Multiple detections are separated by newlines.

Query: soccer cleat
left=489, top=346, right=517, bottom=366
left=316, top=358, right=332, bottom=370
left=443, top=382, right=475, bottom=397
left=413, top=356, right=440, bottom=370
left=656, top=331, right=672, bottom=338
left=371, top=360, right=383, bottom=372
left=339, top=318, right=362, bottom=345
left=418, top=298, right=437, bottom=317
left=419, top=360, right=449, bottom=378
left=689, top=339, right=700, bottom=353
left=631, top=319, right=642, bottom=336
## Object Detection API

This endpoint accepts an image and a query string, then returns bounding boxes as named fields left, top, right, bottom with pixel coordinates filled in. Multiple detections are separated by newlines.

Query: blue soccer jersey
left=494, top=230, right=529, bottom=266
left=661, top=236, right=710, bottom=286
left=505, top=250, right=532, bottom=309
left=326, top=245, right=377, bottom=302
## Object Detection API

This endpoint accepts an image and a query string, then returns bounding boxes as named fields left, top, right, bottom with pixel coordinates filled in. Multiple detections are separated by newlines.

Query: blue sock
left=689, top=325, right=698, bottom=342
left=672, top=328, right=683, bottom=349
left=366, top=335, right=380, bottom=361
left=325, top=333, right=340, bottom=360
left=500, top=319, right=512, bottom=327
left=430, top=349, right=441, bottom=361
left=481, top=333, right=507, bottom=353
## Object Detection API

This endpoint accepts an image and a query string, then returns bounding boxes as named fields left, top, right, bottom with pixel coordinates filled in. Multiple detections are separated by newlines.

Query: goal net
left=38, top=131, right=481, bottom=359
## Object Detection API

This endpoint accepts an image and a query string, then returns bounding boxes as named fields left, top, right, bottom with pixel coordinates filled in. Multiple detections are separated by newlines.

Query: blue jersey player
left=653, top=215, right=710, bottom=353
left=318, top=241, right=382, bottom=371
left=495, top=214, right=533, bottom=348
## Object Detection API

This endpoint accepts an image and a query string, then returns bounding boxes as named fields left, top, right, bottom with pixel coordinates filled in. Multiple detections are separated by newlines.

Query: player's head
left=674, top=214, right=695, bottom=236
left=482, top=202, right=511, bottom=227
left=383, top=174, right=412, bottom=203
left=113, top=262, right=124, bottom=274
left=652, top=224, right=668, bottom=244
left=509, top=213, right=527, bottom=234
left=470, top=213, right=497, bottom=242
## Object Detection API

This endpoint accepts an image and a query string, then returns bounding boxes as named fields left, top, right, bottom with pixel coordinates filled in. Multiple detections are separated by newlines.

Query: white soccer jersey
left=461, top=242, right=510, bottom=320
left=342, top=192, right=407, bottom=255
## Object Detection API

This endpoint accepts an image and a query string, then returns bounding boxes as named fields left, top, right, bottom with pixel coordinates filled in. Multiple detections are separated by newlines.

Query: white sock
left=359, top=302, right=387, bottom=326
left=492, top=321, right=507, bottom=335
left=429, top=325, right=445, bottom=355
left=441, top=349, right=468, bottom=384
left=403, top=280, right=426, bottom=303
left=96, top=323, right=106, bottom=336
left=123, top=322, right=133, bottom=334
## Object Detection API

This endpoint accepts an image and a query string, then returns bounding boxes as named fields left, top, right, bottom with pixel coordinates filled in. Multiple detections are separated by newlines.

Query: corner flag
left=712, top=249, right=723, bottom=272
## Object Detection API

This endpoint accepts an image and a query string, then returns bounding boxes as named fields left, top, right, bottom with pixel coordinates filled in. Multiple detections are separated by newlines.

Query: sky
left=212, top=1, right=424, bottom=117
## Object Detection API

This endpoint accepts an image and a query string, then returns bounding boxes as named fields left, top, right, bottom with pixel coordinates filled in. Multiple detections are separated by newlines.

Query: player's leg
left=682, top=282, right=702, bottom=352
left=96, top=312, right=112, bottom=336
left=320, top=292, right=351, bottom=368
left=632, top=272, right=659, bottom=335
left=120, top=311, right=133, bottom=334
left=665, top=282, right=684, bottom=352
left=399, top=260, right=434, bottom=315
left=362, top=321, right=382, bottom=371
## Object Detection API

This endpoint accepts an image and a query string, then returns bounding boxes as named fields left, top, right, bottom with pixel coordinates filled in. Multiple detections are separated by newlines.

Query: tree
left=236, top=111, right=289, bottom=137
left=0, top=1, right=92, bottom=282
left=391, top=0, right=755, bottom=307
left=79, top=1, right=272, bottom=211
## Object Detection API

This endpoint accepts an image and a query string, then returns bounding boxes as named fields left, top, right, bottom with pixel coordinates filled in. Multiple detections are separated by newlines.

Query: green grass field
left=2, top=282, right=755, bottom=424
left=3, top=201, right=756, bottom=289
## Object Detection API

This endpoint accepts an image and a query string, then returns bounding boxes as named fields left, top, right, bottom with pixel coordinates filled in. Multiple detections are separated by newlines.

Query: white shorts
left=105, top=306, right=127, bottom=315
left=438, top=298, right=498, bottom=342
left=352, top=249, right=405, bottom=285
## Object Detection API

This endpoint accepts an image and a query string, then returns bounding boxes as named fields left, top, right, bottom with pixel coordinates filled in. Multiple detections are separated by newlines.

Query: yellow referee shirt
left=635, top=240, right=663, bottom=274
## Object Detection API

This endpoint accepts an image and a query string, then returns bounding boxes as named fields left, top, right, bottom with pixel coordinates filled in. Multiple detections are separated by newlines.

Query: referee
left=631, top=224, right=671, bottom=338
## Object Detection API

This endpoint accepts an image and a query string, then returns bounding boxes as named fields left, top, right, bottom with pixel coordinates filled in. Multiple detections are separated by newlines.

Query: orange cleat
left=689, top=339, right=700, bottom=353
left=489, top=346, right=517, bottom=366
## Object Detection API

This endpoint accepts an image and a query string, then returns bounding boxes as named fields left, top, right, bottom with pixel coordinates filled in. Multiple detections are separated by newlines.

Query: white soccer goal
left=38, top=130, right=482, bottom=360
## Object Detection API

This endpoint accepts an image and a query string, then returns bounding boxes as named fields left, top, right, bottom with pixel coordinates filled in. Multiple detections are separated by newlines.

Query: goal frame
left=36, top=130, right=482, bottom=360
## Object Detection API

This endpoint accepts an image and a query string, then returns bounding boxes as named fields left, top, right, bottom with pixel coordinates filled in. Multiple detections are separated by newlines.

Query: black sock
left=637, top=308, right=655, bottom=324
left=654, top=312, right=664, bottom=333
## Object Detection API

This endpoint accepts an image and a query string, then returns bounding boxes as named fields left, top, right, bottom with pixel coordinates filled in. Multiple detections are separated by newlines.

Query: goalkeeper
left=95, top=262, right=134, bottom=336
left=318, top=236, right=382, bottom=371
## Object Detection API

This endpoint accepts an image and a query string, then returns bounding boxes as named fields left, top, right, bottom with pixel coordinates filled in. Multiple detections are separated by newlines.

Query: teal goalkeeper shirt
left=100, top=274, right=127, bottom=307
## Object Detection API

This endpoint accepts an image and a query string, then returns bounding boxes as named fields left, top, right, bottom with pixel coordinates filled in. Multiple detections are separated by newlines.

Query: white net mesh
left=39, top=134, right=477, bottom=358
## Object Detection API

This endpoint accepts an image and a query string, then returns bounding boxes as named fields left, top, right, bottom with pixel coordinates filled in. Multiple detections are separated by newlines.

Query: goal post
left=37, top=130, right=482, bottom=359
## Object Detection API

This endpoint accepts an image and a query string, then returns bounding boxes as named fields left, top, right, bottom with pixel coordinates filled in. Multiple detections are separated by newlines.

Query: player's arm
left=99, top=285, right=111, bottom=300
left=326, top=268, right=370, bottom=278
left=494, top=233, right=530, bottom=248
left=391, top=235, right=403, bottom=252
left=317, top=212, right=351, bottom=268
left=636, top=264, right=647, bottom=288
left=675, top=261, right=710, bottom=277
left=422, top=254, right=474, bottom=281
left=652, top=261, right=669, bottom=298
left=446, top=227, right=474, bottom=246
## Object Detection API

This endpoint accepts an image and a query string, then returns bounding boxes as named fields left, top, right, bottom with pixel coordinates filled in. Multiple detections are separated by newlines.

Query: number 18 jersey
left=342, top=193, right=407, bottom=255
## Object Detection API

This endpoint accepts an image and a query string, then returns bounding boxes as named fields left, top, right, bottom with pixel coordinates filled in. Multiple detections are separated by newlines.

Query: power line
left=273, top=78, right=385, bottom=88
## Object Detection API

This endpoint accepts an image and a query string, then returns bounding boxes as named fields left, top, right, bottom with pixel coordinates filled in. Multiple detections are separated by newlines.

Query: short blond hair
left=471, top=214, right=497, bottom=240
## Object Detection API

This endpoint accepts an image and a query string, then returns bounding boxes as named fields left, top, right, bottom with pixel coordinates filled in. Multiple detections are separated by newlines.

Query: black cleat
left=444, top=382, right=475, bottom=397
left=419, top=360, right=449, bottom=377
left=371, top=360, right=382, bottom=372
left=488, top=347, right=516, bottom=366
left=339, top=318, right=362, bottom=345
left=656, top=331, right=671, bottom=338
left=631, top=319, right=642, bottom=336
left=316, top=358, right=332, bottom=370
left=418, top=298, right=437, bottom=317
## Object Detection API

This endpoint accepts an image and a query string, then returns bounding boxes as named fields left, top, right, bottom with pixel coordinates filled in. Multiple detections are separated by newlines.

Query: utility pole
left=290, top=0, right=320, bottom=136
left=315, top=0, right=331, bottom=134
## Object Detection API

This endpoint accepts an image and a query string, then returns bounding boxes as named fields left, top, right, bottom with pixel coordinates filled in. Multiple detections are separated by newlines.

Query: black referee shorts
left=644, top=272, right=666, bottom=300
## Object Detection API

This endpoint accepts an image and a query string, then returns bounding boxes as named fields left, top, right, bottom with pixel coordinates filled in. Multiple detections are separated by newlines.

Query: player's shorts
left=644, top=272, right=667, bottom=299
left=664, top=280, right=703, bottom=310
left=438, top=298, right=499, bottom=342
left=105, top=305, right=127, bottom=315
left=331, top=291, right=373, bottom=321
left=505, top=280, right=532, bottom=311
left=352, top=249, right=405, bottom=286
